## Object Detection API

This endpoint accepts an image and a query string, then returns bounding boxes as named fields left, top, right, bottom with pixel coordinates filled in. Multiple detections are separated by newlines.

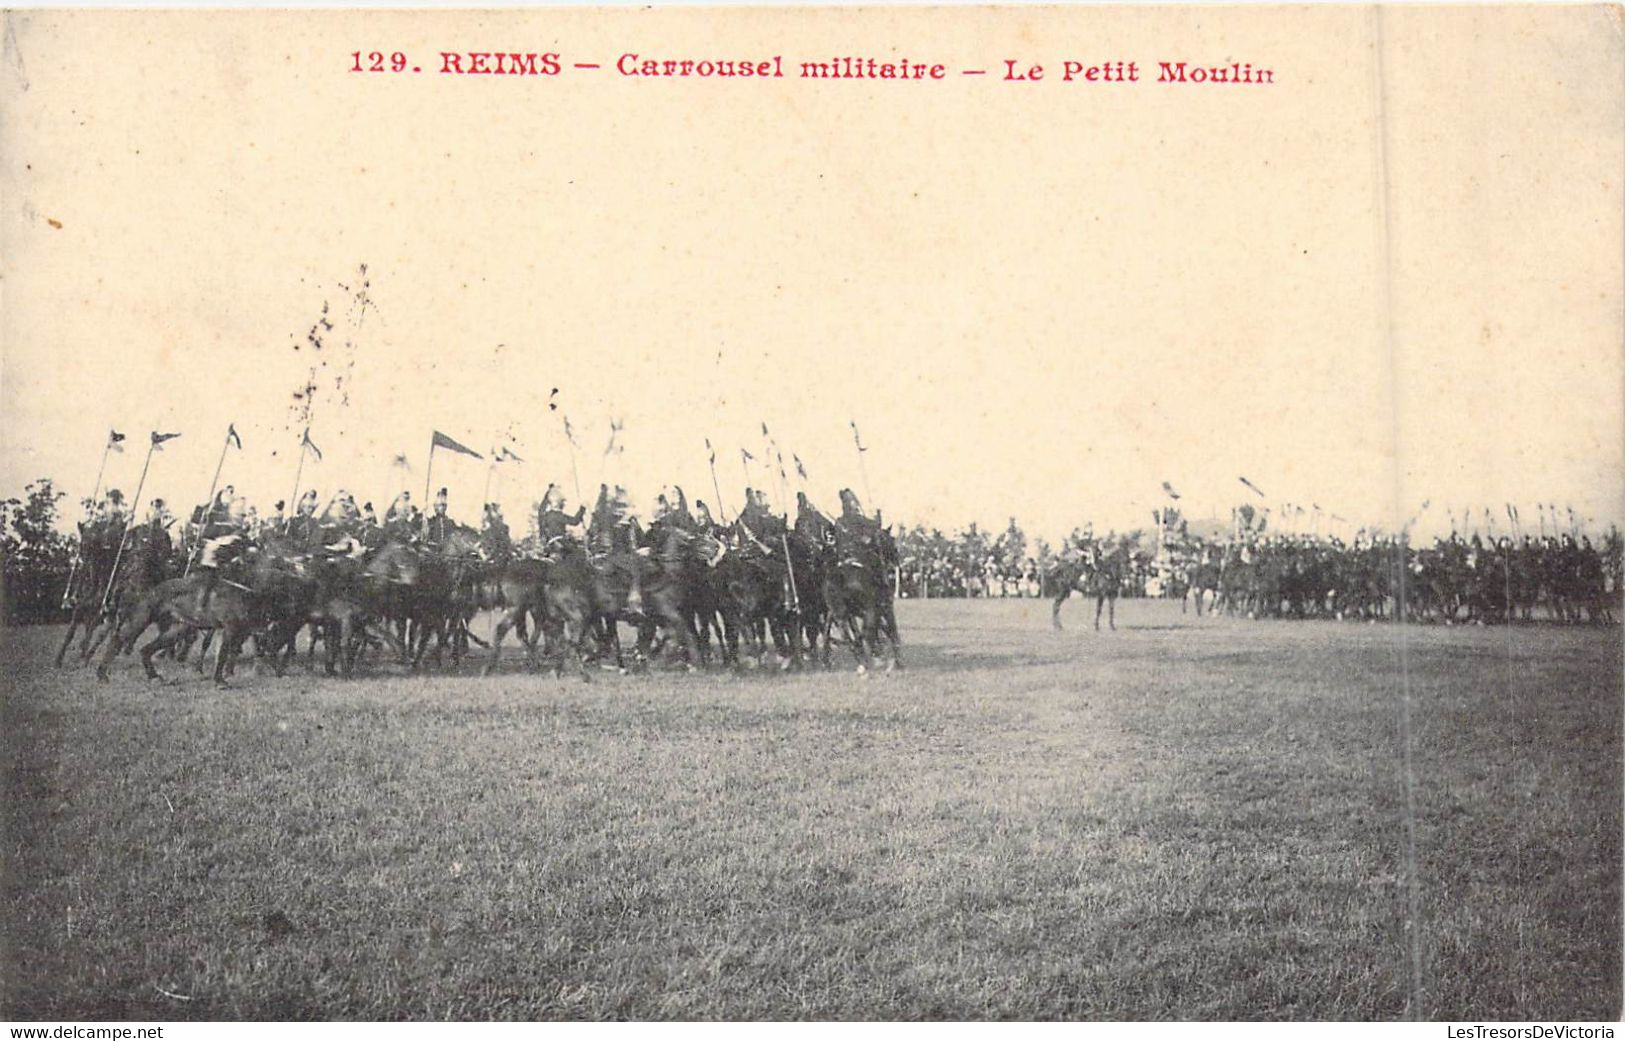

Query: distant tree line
left=1, top=479, right=74, bottom=625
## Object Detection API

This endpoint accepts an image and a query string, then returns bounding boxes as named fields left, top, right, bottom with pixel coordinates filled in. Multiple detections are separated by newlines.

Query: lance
left=706, top=439, right=729, bottom=522
left=792, top=454, right=809, bottom=499
left=102, top=434, right=161, bottom=610
left=63, top=433, right=120, bottom=607
left=775, top=452, right=793, bottom=517
left=781, top=532, right=801, bottom=615
left=378, top=453, right=403, bottom=517
left=87, top=433, right=116, bottom=513
left=422, top=434, right=436, bottom=509
left=760, top=423, right=776, bottom=506
left=558, top=412, right=583, bottom=507
left=286, top=429, right=313, bottom=533
left=566, top=442, right=583, bottom=509
left=598, top=418, right=624, bottom=497
left=741, top=448, right=757, bottom=493
left=185, top=425, right=237, bottom=576
left=481, top=452, right=497, bottom=511
left=850, top=420, right=873, bottom=507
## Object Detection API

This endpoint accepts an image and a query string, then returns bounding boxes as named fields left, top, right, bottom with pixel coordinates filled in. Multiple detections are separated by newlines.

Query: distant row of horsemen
left=1044, top=528, right=1622, bottom=630
left=59, top=482, right=904, bottom=684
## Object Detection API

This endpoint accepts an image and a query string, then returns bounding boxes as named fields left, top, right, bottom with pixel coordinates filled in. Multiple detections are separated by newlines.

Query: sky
left=3, top=7, right=1621, bottom=545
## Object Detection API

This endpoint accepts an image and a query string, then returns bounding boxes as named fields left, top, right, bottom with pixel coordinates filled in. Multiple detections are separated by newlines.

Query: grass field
left=2, top=599, right=1619, bottom=1021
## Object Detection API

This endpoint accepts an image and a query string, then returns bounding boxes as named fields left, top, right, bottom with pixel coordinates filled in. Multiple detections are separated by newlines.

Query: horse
left=1050, top=540, right=1127, bottom=631
left=1183, top=545, right=1223, bottom=616
left=95, top=547, right=306, bottom=686
left=57, top=520, right=174, bottom=666
left=477, top=557, right=553, bottom=676
left=820, top=523, right=901, bottom=673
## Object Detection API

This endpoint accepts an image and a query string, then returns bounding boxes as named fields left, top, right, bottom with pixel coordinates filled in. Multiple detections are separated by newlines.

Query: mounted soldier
left=795, top=491, right=834, bottom=545
left=693, top=499, right=718, bottom=537
left=195, top=489, right=248, bottom=613
left=588, top=484, right=639, bottom=555
left=384, top=490, right=419, bottom=538
left=836, top=488, right=879, bottom=545
left=478, top=502, right=514, bottom=565
left=424, top=487, right=452, bottom=546
left=289, top=489, right=320, bottom=544
left=742, top=487, right=785, bottom=542
left=536, top=484, right=586, bottom=558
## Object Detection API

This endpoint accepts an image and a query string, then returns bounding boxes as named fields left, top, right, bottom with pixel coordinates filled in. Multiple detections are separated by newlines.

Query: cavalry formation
left=57, top=482, right=903, bottom=686
left=1047, top=526, right=1622, bottom=629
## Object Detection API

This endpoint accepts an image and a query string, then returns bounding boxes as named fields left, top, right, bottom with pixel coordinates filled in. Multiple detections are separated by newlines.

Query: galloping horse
left=63, top=522, right=177, bottom=666
left=95, top=547, right=307, bottom=686
left=820, top=523, right=901, bottom=672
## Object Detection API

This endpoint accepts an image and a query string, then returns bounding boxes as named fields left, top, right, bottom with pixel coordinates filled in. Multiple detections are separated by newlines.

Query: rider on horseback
left=537, top=484, right=586, bottom=558
left=481, top=502, right=514, bottom=564
left=424, top=488, right=452, bottom=546
left=837, top=488, right=879, bottom=545
left=195, top=487, right=246, bottom=613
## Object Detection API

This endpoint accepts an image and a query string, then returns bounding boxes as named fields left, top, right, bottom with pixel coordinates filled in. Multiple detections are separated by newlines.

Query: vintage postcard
left=1, top=5, right=1620, bottom=1025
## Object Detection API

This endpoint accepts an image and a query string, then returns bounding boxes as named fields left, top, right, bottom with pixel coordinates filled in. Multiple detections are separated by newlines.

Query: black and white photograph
left=1, top=5, right=1620, bottom=1024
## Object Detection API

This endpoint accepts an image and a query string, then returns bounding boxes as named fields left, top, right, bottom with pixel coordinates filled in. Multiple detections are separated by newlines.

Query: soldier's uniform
left=741, top=488, right=784, bottom=543
left=588, top=485, right=637, bottom=555
left=836, top=488, right=879, bottom=545
left=384, top=492, right=419, bottom=540
left=289, top=490, right=321, bottom=544
left=694, top=500, right=717, bottom=537
left=537, top=485, right=586, bottom=557
left=424, top=488, right=452, bottom=546
left=795, top=491, right=833, bottom=544
left=195, top=491, right=246, bottom=612
left=482, top=504, right=514, bottom=564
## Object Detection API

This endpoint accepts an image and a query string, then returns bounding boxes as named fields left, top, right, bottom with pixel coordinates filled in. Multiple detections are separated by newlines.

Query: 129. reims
left=349, top=51, right=565, bottom=75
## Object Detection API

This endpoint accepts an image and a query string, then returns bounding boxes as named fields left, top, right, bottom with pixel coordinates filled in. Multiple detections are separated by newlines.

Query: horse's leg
left=1051, top=589, right=1070, bottom=630
left=193, top=629, right=215, bottom=674
left=1108, top=594, right=1117, bottom=631
left=55, top=613, right=83, bottom=667
left=562, top=608, right=594, bottom=683
left=212, top=625, right=237, bottom=687
left=483, top=606, right=519, bottom=677
left=83, top=614, right=113, bottom=660
left=410, top=614, right=432, bottom=669
left=139, top=625, right=184, bottom=682
left=78, top=608, right=111, bottom=662
left=95, top=605, right=140, bottom=681
left=514, top=610, right=539, bottom=670
left=881, top=603, right=903, bottom=671
left=834, top=603, right=869, bottom=673
left=1094, top=594, right=1104, bottom=631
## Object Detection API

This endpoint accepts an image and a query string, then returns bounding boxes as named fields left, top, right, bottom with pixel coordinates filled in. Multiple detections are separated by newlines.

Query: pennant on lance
left=431, top=430, right=483, bottom=459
